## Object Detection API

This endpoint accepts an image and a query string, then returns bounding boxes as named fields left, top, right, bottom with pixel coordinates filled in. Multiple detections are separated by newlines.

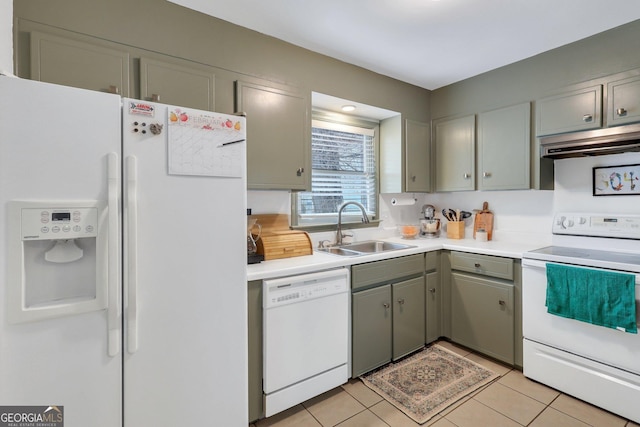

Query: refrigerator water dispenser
left=8, top=200, right=109, bottom=323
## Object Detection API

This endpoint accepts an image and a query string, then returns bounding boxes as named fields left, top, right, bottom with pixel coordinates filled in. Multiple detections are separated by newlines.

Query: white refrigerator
left=0, top=77, right=248, bottom=426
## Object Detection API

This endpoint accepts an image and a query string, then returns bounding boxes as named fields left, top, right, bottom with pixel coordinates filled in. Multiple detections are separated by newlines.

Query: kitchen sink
left=317, top=240, right=415, bottom=256
left=320, top=247, right=362, bottom=256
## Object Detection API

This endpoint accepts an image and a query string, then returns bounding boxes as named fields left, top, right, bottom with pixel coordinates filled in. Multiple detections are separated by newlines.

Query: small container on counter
left=446, top=221, right=465, bottom=239
left=398, top=224, right=420, bottom=239
left=475, top=228, right=488, bottom=242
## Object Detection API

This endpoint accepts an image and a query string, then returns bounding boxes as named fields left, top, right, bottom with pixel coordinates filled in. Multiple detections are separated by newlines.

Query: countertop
left=247, top=232, right=550, bottom=281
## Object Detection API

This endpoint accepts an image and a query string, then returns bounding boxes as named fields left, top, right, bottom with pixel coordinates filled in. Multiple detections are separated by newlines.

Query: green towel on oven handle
left=545, top=263, right=637, bottom=334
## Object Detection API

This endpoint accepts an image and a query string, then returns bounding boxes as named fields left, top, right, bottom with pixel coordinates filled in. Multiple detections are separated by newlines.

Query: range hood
left=540, top=123, right=640, bottom=159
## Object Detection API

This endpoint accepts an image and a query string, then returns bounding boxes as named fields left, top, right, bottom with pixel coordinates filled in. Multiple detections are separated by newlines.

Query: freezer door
left=0, top=78, right=122, bottom=426
left=122, top=99, right=248, bottom=426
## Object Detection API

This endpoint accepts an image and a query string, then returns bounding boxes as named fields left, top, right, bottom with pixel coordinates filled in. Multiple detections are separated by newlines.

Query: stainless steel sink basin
left=316, top=240, right=415, bottom=256
left=320, top=247, right=362, bottom=256
left=344, top=240, right=412, bottom=253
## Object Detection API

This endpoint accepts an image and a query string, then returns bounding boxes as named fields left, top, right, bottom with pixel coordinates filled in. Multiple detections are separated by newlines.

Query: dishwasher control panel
left=263, top=268, right=349, bottom=309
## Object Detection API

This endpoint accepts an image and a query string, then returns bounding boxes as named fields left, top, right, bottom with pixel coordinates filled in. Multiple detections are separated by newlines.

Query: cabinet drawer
left=352, top=254, right=424, bottom=291
left=451, top=251, right=513, bottom=280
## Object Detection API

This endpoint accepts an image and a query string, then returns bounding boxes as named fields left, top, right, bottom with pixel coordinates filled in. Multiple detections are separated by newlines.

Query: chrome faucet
left=336, top=201, right=370, bottom=245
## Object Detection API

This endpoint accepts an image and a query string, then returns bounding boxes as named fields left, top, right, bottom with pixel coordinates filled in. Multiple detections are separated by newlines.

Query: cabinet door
left=451, top=272, right=514, bottom=364
left=30, top=31, right=129, bottom=96
left=392, top=276, right=425, bottom=360
left=351, top=254, right=425, bottom=291
left=405, top=119, right=432, bottom=192
left=247, top=281, right=263, bottom=422
left=140, top=57, right=215, bottom=111
left=352, top=285, right=392, bottom=377
left=434, top=115, right=475, bottom=192
left=235, top=80, right=310, bottom=191
left=536, top=85, right=602, bottom=136
left=477, top=103, right=530, bottom=191
left=425, top=270, right=441, bottom=344
left=607, top=75, right=640, bottom=126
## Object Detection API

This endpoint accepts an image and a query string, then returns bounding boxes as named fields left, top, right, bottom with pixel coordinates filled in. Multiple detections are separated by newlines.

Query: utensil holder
left=447, top=221, right=465, bottom=239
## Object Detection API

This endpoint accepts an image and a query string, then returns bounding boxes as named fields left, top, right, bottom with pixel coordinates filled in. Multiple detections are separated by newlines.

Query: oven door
left=522, top=258, right=640, bottom=375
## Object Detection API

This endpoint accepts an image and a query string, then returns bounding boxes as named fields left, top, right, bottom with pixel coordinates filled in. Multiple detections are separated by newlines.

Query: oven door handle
left=522, top=258, right=548, bottom=269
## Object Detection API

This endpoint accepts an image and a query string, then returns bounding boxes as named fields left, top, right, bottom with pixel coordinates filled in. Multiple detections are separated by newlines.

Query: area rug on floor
left=360, top=343, right=500, bottom=424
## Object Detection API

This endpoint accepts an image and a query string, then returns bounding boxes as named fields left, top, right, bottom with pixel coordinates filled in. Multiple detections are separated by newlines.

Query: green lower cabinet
left=425, top=269, right=441, bottom=343
left=451, top=272, right=514, bottom=364
left=247, top=280, right=263, bottom=423
left=351, top=275, right=426, bottom=377
left=352, top=285, right=392, bottom=377
left=392, top=277, right=426, bottom=359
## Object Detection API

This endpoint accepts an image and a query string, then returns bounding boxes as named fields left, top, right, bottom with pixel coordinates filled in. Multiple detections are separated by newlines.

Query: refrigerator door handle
left=126, top=155, right=139, bottom=354
left=107, top=152, right=121, bottom=357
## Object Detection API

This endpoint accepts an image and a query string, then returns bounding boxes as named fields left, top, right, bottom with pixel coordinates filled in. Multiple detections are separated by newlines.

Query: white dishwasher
left=263, top=267, right=350, bottom=417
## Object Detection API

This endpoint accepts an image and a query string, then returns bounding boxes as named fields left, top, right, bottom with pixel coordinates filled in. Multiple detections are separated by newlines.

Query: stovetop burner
left=524, top=245, right=640, bottom=273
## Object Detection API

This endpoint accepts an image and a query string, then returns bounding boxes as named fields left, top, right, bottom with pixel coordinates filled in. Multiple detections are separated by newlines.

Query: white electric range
left=522, top=212, right=640, bottom=423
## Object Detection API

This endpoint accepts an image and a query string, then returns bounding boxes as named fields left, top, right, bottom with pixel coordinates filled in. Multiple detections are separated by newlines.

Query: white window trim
left=292, top=112, right=380, bottom=230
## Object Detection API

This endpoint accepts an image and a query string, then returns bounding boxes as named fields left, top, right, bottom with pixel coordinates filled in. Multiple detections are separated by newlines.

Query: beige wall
left=13, top=0, right=430, bottom=122
left=431, top=19, right=640, bottom=119
left=1, top=0, right=12, bottom=73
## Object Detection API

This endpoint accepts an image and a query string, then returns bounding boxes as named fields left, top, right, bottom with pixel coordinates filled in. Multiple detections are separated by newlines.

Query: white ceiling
left=168, top=0, right=640, bottom=91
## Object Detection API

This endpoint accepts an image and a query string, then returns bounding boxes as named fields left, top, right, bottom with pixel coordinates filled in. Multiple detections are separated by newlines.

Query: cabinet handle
left=429, top=288, right=436, bottom=294
left=151, top=94, right=161, bottom=102
left=463, top=173, right=471, bottom=179
left=483, top=172, right=492, bottom=178
left=474, top=263, right=481, bottom=268
left=411, top=175, right=416, bottom=182
left=582, top=114, right=593, bottom=122
left=108, top=85, right=119, bottom=95
left=383, top=303, right=390, bottom=309
left=397, top=298, right=405, bottom=305
left=498, top=300, right=506, bottom=306
left=296, top=167, right=304, bottom=176
left=617, top=107, right=628, bottom=116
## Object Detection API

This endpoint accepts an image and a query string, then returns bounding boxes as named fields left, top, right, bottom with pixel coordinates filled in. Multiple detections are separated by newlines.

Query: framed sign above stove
left=593, top=163, right=640, bottom=196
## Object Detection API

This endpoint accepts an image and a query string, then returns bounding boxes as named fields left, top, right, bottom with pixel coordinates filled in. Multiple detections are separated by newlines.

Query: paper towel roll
left=391, top=197, right=415, bottom=206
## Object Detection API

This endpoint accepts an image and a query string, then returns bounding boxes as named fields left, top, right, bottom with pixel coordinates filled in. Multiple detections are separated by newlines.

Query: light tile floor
left=251, top=341, right=640, bottom=427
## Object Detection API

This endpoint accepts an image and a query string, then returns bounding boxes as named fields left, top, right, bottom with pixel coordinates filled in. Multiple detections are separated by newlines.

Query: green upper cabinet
left=536, top=85, right=602, bottom=136
left=23, top=26, right=218, bottom=111
left=29, top=31, right=129, bottom=96
left=405, top=119, right=432, bottom=193
left=434, top=115, right=475, bottom=192
left=607, top=74, right=640, bottom=127
left=235, top=80, right=310, bottom=191
left=477, top=102, right=531, bottom=191
left=139, top=57, right=215, bottom=111
left=380, top=117, right=431, bottom=193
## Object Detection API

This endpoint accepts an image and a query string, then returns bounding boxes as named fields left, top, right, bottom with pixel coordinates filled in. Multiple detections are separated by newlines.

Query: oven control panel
left=553, top=213, right=640, bottom=239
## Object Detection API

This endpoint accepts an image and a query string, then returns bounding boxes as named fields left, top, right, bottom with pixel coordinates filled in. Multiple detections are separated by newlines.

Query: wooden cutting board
left=473, top=201, right=494, bottom=240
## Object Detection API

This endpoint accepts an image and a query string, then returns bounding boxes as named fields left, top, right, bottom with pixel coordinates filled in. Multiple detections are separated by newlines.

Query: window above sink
left=292, top=92, right=400, bottom=231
